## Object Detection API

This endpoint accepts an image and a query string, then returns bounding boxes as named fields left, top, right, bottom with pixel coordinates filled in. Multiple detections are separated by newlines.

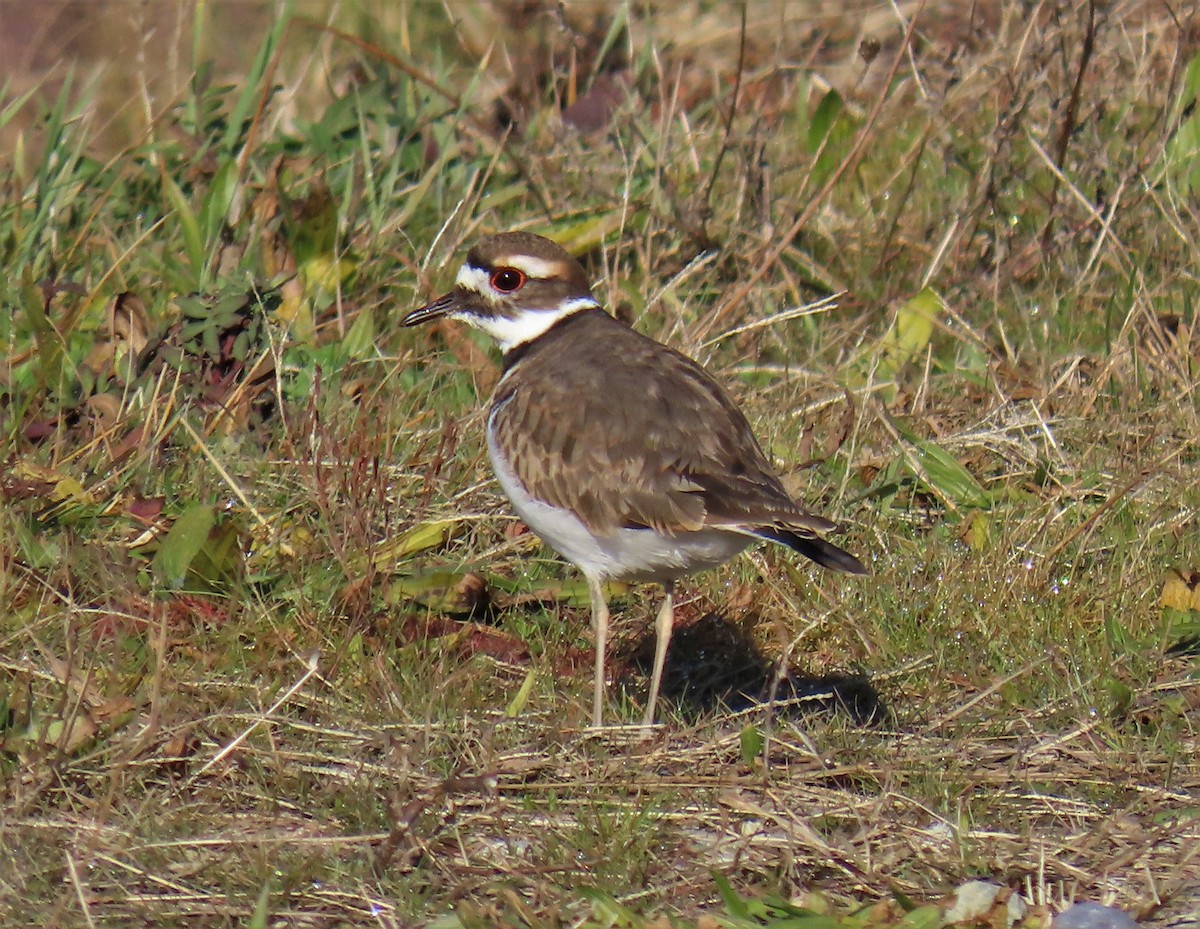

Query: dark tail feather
left=754, top=526, right=870, bottom=575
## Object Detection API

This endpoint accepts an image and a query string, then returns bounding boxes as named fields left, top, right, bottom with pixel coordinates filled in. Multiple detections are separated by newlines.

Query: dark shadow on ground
left=622, top=612, right=886, bottom=725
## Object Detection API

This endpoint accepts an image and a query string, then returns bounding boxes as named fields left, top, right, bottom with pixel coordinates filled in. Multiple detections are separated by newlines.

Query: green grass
left=2, top=1, right=1199, bottom=926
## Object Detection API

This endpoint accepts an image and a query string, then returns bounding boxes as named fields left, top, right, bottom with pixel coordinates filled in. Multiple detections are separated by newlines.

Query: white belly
left=486, top=427, right=751, bottom=583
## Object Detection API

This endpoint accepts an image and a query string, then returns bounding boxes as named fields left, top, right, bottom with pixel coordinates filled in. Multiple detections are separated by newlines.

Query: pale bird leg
left=643, top=581, right=675, bottom=728
left=587, top=575, right=610, bottom=727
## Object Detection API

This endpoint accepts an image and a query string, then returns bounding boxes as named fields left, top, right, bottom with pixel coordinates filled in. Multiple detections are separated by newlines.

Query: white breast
left=486, top=410, right=751, bottom=583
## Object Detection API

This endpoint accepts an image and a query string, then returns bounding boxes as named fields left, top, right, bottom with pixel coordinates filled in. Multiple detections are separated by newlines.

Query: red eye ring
left=490, top=267, right=526, bottom=293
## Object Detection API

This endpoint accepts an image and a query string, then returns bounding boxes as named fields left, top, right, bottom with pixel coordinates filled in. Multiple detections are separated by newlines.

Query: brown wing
left=490, top=310, right=839, bottom=540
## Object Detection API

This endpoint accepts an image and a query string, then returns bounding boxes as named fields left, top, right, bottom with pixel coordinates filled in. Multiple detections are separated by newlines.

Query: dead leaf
left=37, top=711, right=99, bottom=754
left=153, top=727, right=201, bottom=777
left=940, top=880, right=1029, bottom=926
left=504, top=520, right=531, bottom=540
left=457, top=625, right=531, bottom=664
left=109, top=291, right=151, bottom=356
left=107, top=426, right=148, bottom=467
left=6, top=460, right=97, bottom=518
left=795, top=422, right=816, bottom=463
left=1161, top=568, right=1200, bottom=612
left=23, top=418, right=58, bottom=441
left=561, top=72, right=630, bottom=134
left=92, top=695, right=137, bottom=724
left=959, top=509, right=991, bottom=551
left=85, top=392, right=122, bottom=430
left=823, top=389, right=857, bottom=458
left=456, top=572, right=490, bottom=615
left=127, top=495, right=165, bottom=522
left=724, top=583, right=756, bottom=612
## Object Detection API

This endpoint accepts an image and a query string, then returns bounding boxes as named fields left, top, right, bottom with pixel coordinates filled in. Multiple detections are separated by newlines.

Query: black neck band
left=500, top=307, right=605, bottom=373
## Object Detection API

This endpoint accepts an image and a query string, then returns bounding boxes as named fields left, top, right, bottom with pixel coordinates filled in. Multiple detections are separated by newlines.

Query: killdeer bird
left=404, top=232, right=867, bottom=728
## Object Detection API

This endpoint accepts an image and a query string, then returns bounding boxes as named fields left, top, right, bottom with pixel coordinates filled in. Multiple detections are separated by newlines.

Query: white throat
left=469, top=297, right=600, bottom=352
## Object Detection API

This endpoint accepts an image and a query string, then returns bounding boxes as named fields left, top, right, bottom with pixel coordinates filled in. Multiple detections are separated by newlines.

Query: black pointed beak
left=402, top=291, right=459, bottom=327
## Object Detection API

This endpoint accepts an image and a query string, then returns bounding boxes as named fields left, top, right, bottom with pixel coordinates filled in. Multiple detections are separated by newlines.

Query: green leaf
left=739, top=723, right=764, bottom=766
left=590, top=3, right=629, bottom=78
left=288, top=185, right=339, bottom=268
left=896, top=904, right=944, bottom=929
left=188, top=516, right=245, bottom=591
left=19, top=274, right=65, bottom=392
left=152, top=503, right=216, bottom=589
left=805, top=88, right=857, bottom=187
left=372, top=518, right=463, bottom=569
left=384, top=570, right=479, bottom=613
left=844, top=288, right=943, bottom=397
left=500, top=576, right=617, bottom=610
left=536, top=212, right=627, bottom=256
left=890, top=418, right=991, bottom=512
left=0, top=83, right=39, bottom=132
left=579, top=889, right=642, bottom=927
left=248, top=883, right=271, bottom=929
left=807, top=88, right=843, bottom=153
left=199, top=158, right=239, bottom=247
left=910, top=439, right=990, bottom=511
left=1181, top=50, right=1200, bottom=109
left=342, top=307, right=376, bottom=360
left=714, top=873, right=753, bottom=920
left=222, top=4, right=291, bottom=155
left=1160, top=51, right=1200, bottom=194
left=6, top=516, right=61, bottom=569
left=162, top=174, right=205, bottom=285
left=879, top=288, right=942, bottom=379
left=504, top=669, right=538, bottom=718
left=960, top=509, right=991, bottom=551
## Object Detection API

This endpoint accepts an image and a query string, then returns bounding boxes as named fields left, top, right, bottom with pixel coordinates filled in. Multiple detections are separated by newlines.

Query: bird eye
left=490, top=268, right=526, bottom=293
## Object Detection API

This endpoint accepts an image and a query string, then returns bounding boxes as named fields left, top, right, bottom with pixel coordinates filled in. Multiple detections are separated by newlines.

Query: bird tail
left=752, top=526, right=869, bottom=575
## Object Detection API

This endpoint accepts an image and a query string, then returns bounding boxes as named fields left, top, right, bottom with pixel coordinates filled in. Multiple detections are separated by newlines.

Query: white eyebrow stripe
left=497, top=254, right=567, bottom=279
